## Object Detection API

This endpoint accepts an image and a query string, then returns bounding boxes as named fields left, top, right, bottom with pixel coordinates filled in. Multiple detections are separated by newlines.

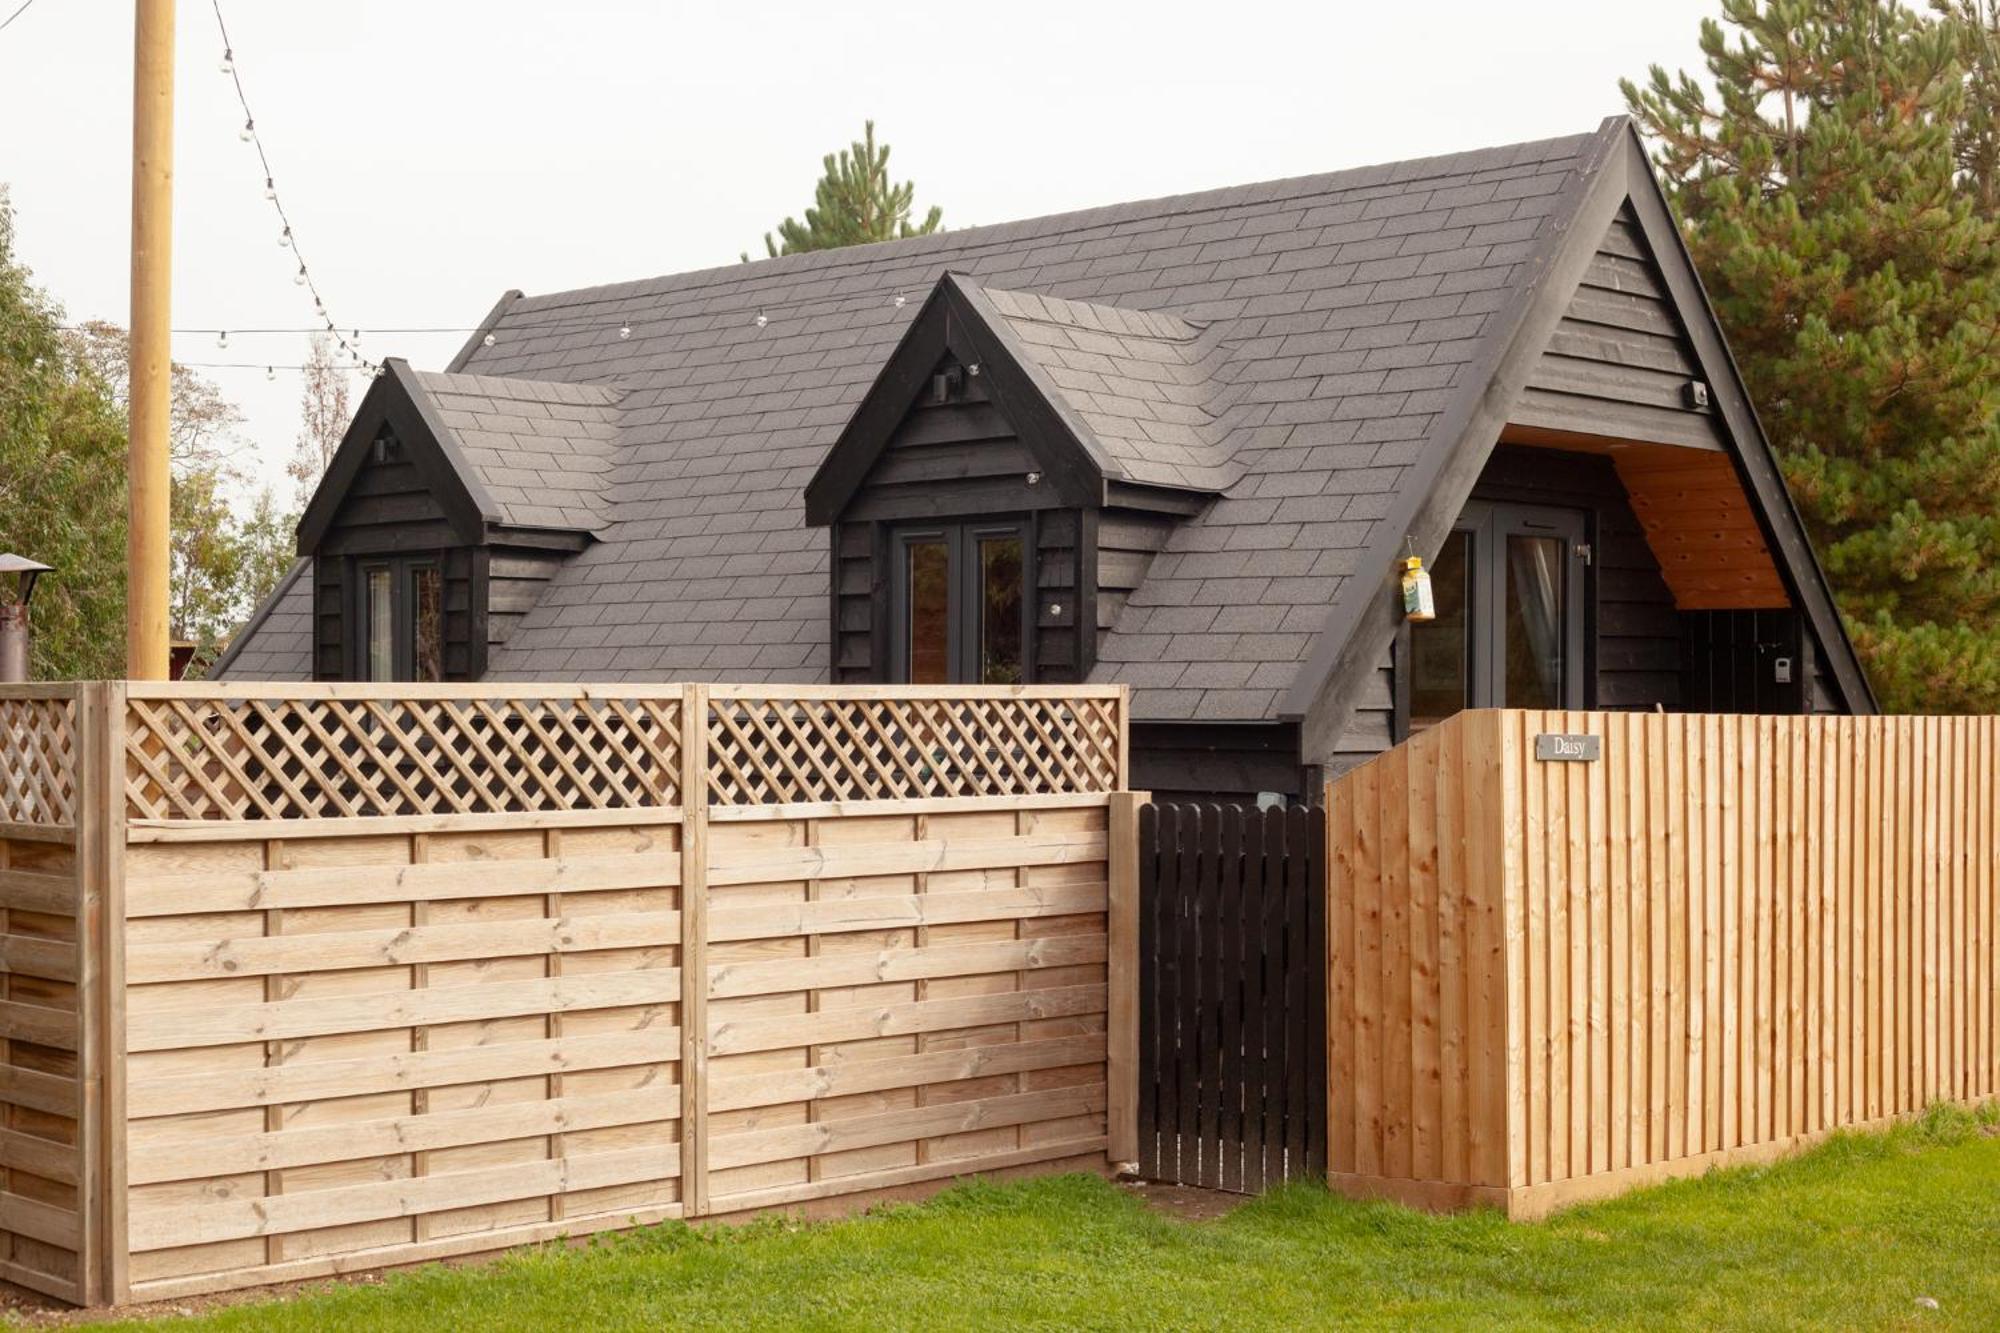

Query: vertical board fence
left=1327, top=708, right=2000, bottom=1217
left=1137, top=803, right=1325, bottom=1191
left=0, top=682, right=1137, bottom=1306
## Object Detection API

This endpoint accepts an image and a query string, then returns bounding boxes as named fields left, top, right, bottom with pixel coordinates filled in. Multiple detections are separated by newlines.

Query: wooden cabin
left=217, top=116, right=1873, bottom=798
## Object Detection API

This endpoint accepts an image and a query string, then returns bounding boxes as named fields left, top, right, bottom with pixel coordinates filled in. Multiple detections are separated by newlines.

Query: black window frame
left=888, top=518, right=1032, bottom=684
left=1395, top=500, right=1589, bottom=737
left=351, top=554, right=445, bottom=682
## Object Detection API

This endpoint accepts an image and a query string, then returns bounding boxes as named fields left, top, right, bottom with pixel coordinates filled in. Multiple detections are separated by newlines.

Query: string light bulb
left=263, top=176, right=276, bottom=201
left=265, top=365, right=275, bottom=381
left=216, top=330, right=228, bottom=349
left=482, top=333, right=496, bottom=347
left=294, top=267, right=307, bottom=286
left=894, top=295, right=907, bottom=309
left=278, top=227, right=292, bottom=248
left=218, top=48, right=233, bottom=74
left=618, top=323, right=631, bottom=340
left=754, top=313, right=768, bottom=329
left=240, top=118, right=255, bottom=142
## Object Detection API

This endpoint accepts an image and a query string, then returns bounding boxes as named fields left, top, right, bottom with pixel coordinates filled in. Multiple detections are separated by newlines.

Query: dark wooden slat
left=1137, top=802, right=1161, bottom=1182
left=1175, top=806, right=1202, bottom=1187
left=1239, top=806, right=1269, bottom=1193
left=1152, top=800, right=1176, bottom=1176
left=1260, top=807, right=1289, bottom=1188
left=1197, top=805, right=1224, bottom=1189
left=1288, top=800, right=1320, bottom=1176
left=1218, top=805, right=1246, bottom=1192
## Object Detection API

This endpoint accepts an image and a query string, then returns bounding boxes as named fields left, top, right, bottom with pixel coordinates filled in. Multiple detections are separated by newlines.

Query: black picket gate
left=1136, top=802, right=1326, bottom=1192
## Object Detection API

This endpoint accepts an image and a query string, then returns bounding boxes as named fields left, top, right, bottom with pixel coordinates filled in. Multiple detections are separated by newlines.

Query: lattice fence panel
left=122, top=693, right=682, bottom=821
left=706, top=694, right=1121, bottom=806
left=0, top=694, right=78, bottom=826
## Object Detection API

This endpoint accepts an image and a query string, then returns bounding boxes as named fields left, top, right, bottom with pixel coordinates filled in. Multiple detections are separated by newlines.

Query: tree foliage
left=0, top=191, right=128, bottom=678
left=289, top=332, right=349, bottom=511
left=0, top=189, right=295, bottom=679
left=750, top=121, right=942, bottom=260
left=1625, top=0, right=2000, bottom=712
left=70, top=321, right=294, bottom=674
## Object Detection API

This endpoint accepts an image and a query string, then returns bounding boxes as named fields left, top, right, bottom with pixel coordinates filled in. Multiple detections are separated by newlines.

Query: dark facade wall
left=1471, top=444, right=1684, bottom=712
left=1322, top=445, right=1686, bottom=774
left=1515, top=206, right=1727, bottom=450
left=309, top=433, right=479, bottom=680
left=839, top=358, right=1059, bottom=525
left=1033, top=510, right=1085, bottom=683
left=1132, top=720, right=1305, bottom=804
left=1096, top=510, right=1176, bottom=635
left=1329, top=651, right=1396, bottom=779
left=486, top=548, right=569, bottom=656
left=831, top=355, right=1084, bottom=683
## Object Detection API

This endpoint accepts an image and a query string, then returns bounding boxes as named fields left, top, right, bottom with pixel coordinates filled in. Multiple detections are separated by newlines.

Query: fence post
left=1106, top=789, right=1147, bottom=1170
left=71, top=682, right=128, bottom=1306
left=678, top=685, right=710, bottom=1218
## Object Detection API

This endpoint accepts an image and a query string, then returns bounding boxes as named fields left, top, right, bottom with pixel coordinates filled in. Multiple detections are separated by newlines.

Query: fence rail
left=1327, top=708, right=2000, bottom=1217
left=0, top=681, right=1135, bottom=1306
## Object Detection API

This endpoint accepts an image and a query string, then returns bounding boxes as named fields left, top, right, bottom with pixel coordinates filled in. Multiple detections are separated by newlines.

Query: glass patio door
left=1406, top=502, right=1586, bottom=732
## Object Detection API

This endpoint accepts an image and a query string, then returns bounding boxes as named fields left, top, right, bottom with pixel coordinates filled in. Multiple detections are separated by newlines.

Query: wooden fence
left=1136, top=803, right=1325, bottom=1192
left=1327, top=708, right=2000, bottom=1217
left=0, top=681, right=1137, bottom=1306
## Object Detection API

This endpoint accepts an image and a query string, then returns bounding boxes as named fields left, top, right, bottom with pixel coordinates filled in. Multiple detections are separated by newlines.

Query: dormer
left=806, top=274, right=1234, bottom=686
left=294, top=359, right=620, bottom=680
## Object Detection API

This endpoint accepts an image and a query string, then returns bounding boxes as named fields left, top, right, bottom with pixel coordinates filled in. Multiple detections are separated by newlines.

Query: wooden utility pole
left=127, top=0, right=174, bottom=680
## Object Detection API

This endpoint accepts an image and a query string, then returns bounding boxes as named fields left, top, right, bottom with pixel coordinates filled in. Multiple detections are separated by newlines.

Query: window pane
left=1504, top=534, right=1566, bottom=707
left=907, top=539, right=949, bottom=684
left=978, top=535, right=1024, bottom=685
left=412, top=566, right=444, bottom=682
left=1407, top=530, right=1470, bottom=731
left=365, top=569, right=394, bottom=682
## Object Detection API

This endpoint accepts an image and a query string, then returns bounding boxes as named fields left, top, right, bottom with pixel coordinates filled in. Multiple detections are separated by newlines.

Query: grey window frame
left=351, top=555, right=444, bottom=682
left=888, top=519, right=1031, bottom=684
left=1396, top=500, right=1588, bottom=736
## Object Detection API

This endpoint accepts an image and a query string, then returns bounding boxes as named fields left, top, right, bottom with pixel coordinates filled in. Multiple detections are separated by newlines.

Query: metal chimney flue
left=0, top=554, right=54, bottom=683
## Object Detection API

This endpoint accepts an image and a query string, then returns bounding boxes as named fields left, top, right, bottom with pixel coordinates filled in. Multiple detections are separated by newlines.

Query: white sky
left=0, top=0, right=1714, bottom=503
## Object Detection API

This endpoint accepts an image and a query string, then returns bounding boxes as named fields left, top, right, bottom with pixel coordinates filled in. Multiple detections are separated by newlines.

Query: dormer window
left=892, top=521, right=1026, bottom=684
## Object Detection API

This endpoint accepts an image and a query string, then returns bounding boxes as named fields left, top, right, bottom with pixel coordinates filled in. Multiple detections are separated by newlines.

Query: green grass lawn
left=105, top=1106, right=2000, bottom=1332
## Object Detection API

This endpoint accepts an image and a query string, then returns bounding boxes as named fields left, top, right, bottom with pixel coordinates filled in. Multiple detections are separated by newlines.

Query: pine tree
left=1625, top=0, right=2000, bottom=712
left=749, top=121, right=942, bottom=261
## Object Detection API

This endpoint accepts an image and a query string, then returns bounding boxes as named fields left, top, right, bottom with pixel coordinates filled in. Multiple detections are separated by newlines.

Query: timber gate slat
left=1137, top=802, right=1327, bottom=1192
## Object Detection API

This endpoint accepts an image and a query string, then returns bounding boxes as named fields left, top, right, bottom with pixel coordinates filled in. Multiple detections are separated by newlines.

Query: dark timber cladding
left=1515, top=204, right=1725, bottom=451
left=829, top=351, right=1089, bottom=682
left=309, top=437, right=478, bottom=679
left=1138, top=802, right=1326, bottom=1192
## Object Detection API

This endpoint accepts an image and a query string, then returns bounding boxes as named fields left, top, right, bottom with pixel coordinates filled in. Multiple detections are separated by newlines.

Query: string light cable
left=212, top=0, right=377, bottom=372
left=0, top=0, right=40, bottom=36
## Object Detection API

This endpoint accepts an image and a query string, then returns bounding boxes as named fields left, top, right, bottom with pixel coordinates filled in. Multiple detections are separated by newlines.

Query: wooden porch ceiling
left=1498, top=424, right=1790, bottom=611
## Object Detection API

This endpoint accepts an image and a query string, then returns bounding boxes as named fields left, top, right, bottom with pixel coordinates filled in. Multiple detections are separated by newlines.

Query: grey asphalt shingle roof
left=212, top=558, right=314, bottom=681
left=977, top=286, right=1238, bottom=492
left=221, top=122, right=1614, bottom=717
left=410, top=370, right=621, bottom=533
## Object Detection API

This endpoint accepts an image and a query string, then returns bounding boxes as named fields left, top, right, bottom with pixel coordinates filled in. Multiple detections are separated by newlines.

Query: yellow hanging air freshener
left=1401, top=554, right=1435, bottom=622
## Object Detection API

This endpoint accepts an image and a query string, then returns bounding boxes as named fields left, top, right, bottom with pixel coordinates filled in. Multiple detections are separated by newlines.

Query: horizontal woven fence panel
left=0, top=682, right=1133, bottom=1306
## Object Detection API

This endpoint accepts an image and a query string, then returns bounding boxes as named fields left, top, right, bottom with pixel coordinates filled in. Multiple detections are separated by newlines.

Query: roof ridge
left=500, top=128, right=1604, bottom=316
